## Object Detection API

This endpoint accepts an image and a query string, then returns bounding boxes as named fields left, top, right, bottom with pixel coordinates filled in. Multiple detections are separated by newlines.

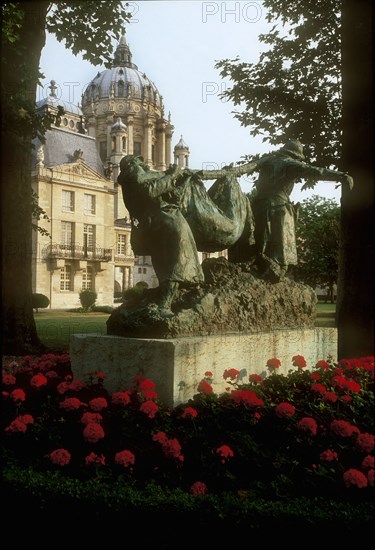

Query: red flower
left=361, top=455, right=374, bottom=471
left=85, top=452, right=106, bottom=466
left=138, top=379, right=156, bottom=391
left=343, top=468, right=368, bottom=488
left=340, top=395, right=353, bottom=404
left=197, top=379, right=213, bottom=394
left=249, top=374, right=263, bottom=384
left=310, top=383, right=327, bottom=396
left=83, top=422, right=105, bottom=443
left=60, top=397, right=83, bottom=411
left=89, top=397, right=108, bottom=411
left=231, top=389, right=264, bottom=407
left=81, top=412, right=103, bottom=425
left=332, top=375, right=347, bottom=390
left=292, top=355, right=307, bottom=368
left=56, top=381, right=70, bottom=395
left=45, top=370, right=58, bottom=379
left=5, top=418, right=27, bottom=433
left=330, top=420, right=358, bottom=438
left=320, top=449, right=338, bottom=462
left=322, top=391, right=338, bottom=404
left=275, top=402, right=296, bottom=419
left=95, top=371, right=106, bottom=380
left=345, top=379, right=361, bottom=393
left=310, top=373, right=320, bottom=381
left=10, top=388, right=26, bottom=402
left=49, top=448, right=71, bottom=466
left=297, top=417, right=318, bottom=436
left=115, top=450, right=135, bottom=468
left=162, top=438, right=183, bottom=460
left=2, top=373, right=16, bottom=385
left=140, top=400, right=159, bottom=418
left=223, top=368, right=240, bottom=381
left=69, top=380, right=85, bottom=392
left=30, top=373, right=48, bottom=389
left=315, top=360, right=330, bottom=370
left=216, top=444, right=234, bottom=463
left=141, top=390, right=158, bottom=400
left=182, top=407, right=198, bottom=419
left=190, top=481, right=208, bottom=495
left=152, top=431, right=168, bottom=445
left=19, top=414, right=34, bottom=425
left=112, top=391, right=131, bottom=406
left=356, top=433, right=374, bottom=454
left=266, top=358, right=281, bottom=371
left=204, top=371, right=213, bottom=378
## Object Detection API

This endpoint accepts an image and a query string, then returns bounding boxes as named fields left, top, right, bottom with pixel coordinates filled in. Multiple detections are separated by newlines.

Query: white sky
left=38, top=0, right=341, bottom=204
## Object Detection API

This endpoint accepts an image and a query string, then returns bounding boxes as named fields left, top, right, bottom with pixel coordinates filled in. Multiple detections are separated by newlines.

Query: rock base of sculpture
left=70, top=328, right=337, bottom=407
left=107, top=257, right=317, bottom=339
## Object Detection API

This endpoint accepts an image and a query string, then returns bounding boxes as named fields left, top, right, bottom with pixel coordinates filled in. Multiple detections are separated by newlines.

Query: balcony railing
left=114, top=253, right=134, bottom=262
left=43, top=243, right=112, bottom=262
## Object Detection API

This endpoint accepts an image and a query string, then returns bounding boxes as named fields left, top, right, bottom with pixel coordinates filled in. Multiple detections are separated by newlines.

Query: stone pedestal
left=70, top=328, right=337, bottom=407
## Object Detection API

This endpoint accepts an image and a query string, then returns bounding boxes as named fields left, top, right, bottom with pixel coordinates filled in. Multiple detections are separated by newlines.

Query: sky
left=38, top=0, right=341, bottom=203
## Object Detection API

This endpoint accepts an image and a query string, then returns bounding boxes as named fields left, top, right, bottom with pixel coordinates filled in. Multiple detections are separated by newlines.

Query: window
left=143, top=268, right=147, bottom=274
left=84, top=194, right=96, bottom=215
left=122, top=136, right=126, bottom=151
left=62, top=190, right=74, bottom=212
left=83, top=224, right=95, bottom=251
left=202, top=252, right=210, bottom=261
left=138, top=267, right=142, bottom=274
left=82, top=266, right=94, bottom=290
left=133, top=141, right=142, bottom=157
left=60, top=265, right=72, bottom=291
left=117, top=234, right=126, bottom=255
left=61, top=221, right=73, bottom=246
left=99, top=141, right=107, bottom=162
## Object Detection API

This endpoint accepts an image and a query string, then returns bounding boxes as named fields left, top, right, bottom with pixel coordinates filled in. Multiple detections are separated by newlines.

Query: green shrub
left=91, top=305, right=113, bottom=314
left=79, top=289, right=97, bottom=310
left=32, top=293, right=50, bottom=312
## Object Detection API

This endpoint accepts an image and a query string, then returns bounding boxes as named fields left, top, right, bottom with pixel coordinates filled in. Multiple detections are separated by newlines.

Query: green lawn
left=35, top=311, right=110, bottom=352
left=35, top=303, right=336, bottom=353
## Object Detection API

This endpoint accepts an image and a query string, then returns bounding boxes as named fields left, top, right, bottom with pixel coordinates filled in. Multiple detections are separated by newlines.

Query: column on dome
left=144, top=118, right=153, bottom=166
left=156, top=120, right=166, bottom=171
left=127, top=115, right=134, bottom=155
left=106, top=115, right=114, bottom=159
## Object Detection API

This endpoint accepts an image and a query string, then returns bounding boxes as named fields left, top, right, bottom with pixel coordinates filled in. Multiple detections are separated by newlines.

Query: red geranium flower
left=60, top=397, right=83, bottom=411
left=85, top=452, right=106, bottom=466
left=216, top=444, right=234, bottom=463
left=141, top=389, right=158, bottom=400
left=345, top=379, right=361, bottom=393
left=83, top=422, right=105, bottom=443
left=266, top=358, right=281, bottom=371
left=310, top=383, right=327, bottom=396
left=89, top=397, right=108, bottom=411
left=310, top=372, right=320, bottom=381
left=45, top=370, right=58, bottom=379
left=162, top=438, right=183, bottom=460
left=315, top=360, right=330, bottom=370
left=356, top=433, right=374, bottom=454
left=69, top=380, right=85, bottom=392
left=152, top=431, right=168, bottom=445
left=297, top=417, right=318, bottom=436
left=30, top=373, right=48, bottom=389
left=231, top=389, right=264, bottom=407
left=49, top=448, right=71, bottom=466
left=5, top=418, right=27, bottom=433
left=343, top=468, right=368, bottom=488
left=138, top=379, right=155, bottom=391
left=182, top=407, right=198, bottom=419
left=19, top=414, right=34, bottom=425
left=330, top=419, right=358, bottom=438
left=115, top=450, right=135, bottom=468
left=197, top=379, right=213, bottom=394
left=275, top=402, right=296, bottom=419
left=340, top=395, right=353, bottom=404
left=112, top=391, right=131, bottom=406
left=81, top=412, right=103, bottom=426
left=56, top=381, right=70, bottom=395
left=2, top=373, right=16, bottom=385
left=322, top=391, right=338, bottom=404
left=223, top=368, right=240, bottom=381
left=292, top=355, right=307, bottom=369
left=361, top=455, right=374, bottom=471
left=249, top=373, right=263, bottom=384
left=190, top=481, right=208, bottom=495
left=10, top=388, right=26, bottom=402
left=320, top=449, right=338, bottom=462
left=139, top=400, right=158, bottom=418
left=204, top=371, right=213, bottom=378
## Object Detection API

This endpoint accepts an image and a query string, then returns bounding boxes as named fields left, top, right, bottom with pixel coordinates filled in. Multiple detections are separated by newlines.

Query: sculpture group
left=117, top=139, right=353, bottom=318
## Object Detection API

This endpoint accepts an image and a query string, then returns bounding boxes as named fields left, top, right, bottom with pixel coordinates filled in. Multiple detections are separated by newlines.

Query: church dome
left=81, top=34, right=163, bottom=109
left=36, top=80, right=83, bottom=116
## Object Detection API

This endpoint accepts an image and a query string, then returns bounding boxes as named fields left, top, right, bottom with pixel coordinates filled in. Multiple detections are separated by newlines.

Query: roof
left=32, top=127, right=104, bottom=175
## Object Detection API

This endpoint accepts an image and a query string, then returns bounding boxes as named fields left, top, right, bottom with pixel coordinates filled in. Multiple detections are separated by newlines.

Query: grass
left=35, top=302, right=336, bottom=353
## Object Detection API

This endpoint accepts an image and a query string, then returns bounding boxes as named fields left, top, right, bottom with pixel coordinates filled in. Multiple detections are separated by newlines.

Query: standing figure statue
left=230, top=139, right=354, bottom=280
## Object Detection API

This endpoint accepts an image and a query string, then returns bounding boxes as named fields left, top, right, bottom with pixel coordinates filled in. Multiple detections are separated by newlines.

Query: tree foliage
left=215, top=0, right=342, bottom=168
left=1, top=1, right=132, bottom=354
left=295, top=195, right=340, bottom=300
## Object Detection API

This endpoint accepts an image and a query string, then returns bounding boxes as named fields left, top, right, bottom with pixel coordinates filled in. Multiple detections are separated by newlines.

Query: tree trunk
left=1, top=2, right=49, bottom=354
left=337, top=0, right=374, bottom=358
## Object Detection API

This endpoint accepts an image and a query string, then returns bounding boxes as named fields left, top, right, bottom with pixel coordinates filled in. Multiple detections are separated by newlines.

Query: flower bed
left=2, top=352, right=374, bottom=535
